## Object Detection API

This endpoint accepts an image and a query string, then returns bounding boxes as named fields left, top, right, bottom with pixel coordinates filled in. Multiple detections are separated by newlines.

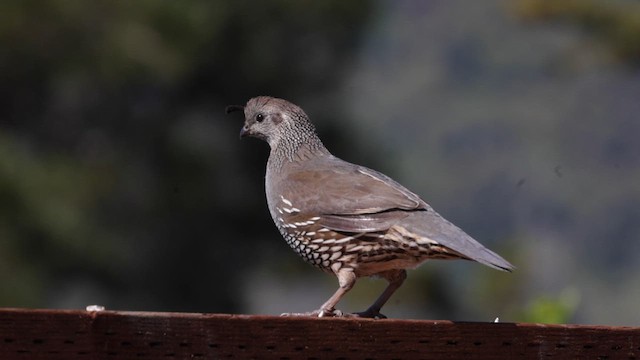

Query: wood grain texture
left=0, top=308, right=638, bottom=359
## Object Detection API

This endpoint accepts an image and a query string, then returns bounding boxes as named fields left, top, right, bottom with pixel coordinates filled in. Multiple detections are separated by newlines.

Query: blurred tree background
left=1, top=0, right=639, bottom=326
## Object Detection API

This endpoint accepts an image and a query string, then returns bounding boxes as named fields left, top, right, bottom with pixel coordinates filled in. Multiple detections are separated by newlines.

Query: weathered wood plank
left=0, top=308, right=638, bottom=359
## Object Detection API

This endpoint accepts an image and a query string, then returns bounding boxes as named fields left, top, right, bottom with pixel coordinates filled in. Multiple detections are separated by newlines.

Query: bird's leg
left=354, top=269, right=407, bottom=319
left=316, top=269, right=356, bottom=317
left=281, top=269, right=356, bottom=318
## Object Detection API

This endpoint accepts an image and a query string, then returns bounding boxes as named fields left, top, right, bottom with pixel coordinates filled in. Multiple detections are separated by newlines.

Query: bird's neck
left=268, top=129, right=330, bottom=171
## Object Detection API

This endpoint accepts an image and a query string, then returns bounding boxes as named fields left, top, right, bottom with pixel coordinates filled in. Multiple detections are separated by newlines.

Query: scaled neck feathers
left=268, top=120, right=331, bottom=170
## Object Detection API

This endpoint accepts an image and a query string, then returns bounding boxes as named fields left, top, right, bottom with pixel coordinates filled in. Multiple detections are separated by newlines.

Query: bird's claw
left=352, top=310, right=387, bottom=319
left=280, top=309, right=344, bottom=318
left=281, top=308, right=386, bottom=319
left=318, top=309, right=337, bottom=317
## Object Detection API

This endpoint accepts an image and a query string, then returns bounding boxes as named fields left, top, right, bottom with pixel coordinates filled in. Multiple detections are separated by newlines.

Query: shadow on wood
left=0, top=308, right=638, bottom=359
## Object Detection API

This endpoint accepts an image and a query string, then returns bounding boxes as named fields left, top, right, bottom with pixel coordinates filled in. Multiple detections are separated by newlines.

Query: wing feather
left=278, top=156, right=428, bottom=232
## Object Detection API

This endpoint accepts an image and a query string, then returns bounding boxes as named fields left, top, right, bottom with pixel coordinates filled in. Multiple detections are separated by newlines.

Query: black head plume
left=225, top=105, right=245, bottom=114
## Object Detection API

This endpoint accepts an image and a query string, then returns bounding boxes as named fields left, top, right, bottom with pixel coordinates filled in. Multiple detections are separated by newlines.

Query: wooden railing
left=0, top=308, right=638, bottom=359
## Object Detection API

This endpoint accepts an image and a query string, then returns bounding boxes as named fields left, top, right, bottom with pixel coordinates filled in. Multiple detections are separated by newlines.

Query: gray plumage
left=232, top=96, right=513, bottom=318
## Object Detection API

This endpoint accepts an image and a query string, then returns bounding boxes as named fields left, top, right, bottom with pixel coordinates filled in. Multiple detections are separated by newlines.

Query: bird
left=227, top=96, right=514, bottom=319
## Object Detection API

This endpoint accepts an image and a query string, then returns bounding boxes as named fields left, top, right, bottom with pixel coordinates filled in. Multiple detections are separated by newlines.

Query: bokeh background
left=2, top=0, right=639, bottom=326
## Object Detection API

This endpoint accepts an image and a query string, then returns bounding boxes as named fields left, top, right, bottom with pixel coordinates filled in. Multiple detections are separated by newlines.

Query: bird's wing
left=280, top=157, right=429, bottom=232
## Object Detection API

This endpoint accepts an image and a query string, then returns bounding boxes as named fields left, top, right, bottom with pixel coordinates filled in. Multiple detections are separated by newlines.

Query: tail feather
left=404, top=210, right=515, bottom=272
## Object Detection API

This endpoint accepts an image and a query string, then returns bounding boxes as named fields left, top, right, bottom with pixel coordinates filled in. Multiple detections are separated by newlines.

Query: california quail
left=228, top=96, right=514, bottom=319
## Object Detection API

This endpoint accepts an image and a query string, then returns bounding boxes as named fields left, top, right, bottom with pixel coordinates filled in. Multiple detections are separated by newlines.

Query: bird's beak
left=239, top=125, right=250, bottom=138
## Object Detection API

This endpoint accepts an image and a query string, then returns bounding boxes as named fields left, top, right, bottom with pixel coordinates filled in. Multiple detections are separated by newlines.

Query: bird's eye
left=256, top=113, right=265, bottom=123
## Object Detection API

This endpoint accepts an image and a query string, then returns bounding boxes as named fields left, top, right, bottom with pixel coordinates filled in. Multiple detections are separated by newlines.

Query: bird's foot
left=352, top=309, right=387, bottom=319
left=280, top=308, right=386, bottom=319
left=280, top=308, right=344, bottom=318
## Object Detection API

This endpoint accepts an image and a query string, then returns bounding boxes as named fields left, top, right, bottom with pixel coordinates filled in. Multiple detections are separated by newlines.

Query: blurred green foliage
left=518, top=288, right=580, bottom=324
left=0, top=0, right=373, bottom=312
left=515, top=0, right=640, bottom=64
left=0, top=133, right=117, bottom=306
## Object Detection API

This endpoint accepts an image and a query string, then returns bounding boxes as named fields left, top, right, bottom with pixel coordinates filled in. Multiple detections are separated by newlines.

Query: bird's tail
left=405, top=211, right=515, bottom=272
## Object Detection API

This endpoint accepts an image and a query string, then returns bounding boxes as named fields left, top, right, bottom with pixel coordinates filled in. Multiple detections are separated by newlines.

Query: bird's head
left=226, top=96, right=317, bottom=149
